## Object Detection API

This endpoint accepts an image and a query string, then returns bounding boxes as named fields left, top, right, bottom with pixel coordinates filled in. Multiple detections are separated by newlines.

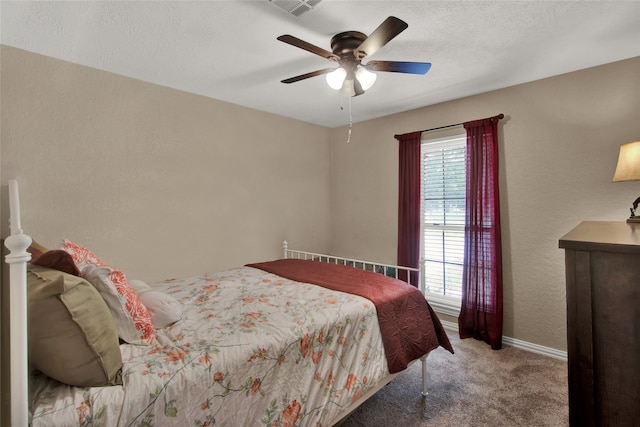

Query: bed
left=3, top=179, right=453, bottom=426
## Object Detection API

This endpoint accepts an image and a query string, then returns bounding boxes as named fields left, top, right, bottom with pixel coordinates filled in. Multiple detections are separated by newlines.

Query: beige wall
left=0, top=45, right=332, bottom=283
left=0, top=46, right=332, bottom=422
left=329, top=56, right=640, bottom=351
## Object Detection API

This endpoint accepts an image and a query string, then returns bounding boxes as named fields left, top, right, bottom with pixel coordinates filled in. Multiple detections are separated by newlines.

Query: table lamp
left=613, top=140, right=640, bottom=222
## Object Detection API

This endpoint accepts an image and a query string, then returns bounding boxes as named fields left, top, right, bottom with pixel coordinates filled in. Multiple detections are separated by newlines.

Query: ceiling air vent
left=269, top=0, right=322, bottom=17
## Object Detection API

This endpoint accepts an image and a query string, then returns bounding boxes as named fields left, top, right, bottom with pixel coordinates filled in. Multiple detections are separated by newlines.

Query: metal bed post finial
left=283, top=240, right=288, bottom=259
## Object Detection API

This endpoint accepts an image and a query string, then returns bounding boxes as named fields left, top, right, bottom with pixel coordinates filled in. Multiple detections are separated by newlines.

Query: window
left=421, top=134, right=465, bottom=314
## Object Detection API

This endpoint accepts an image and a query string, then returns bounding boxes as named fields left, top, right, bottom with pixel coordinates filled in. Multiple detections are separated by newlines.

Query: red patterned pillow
left=62, top=238, right=108, bottom=269
left=62, top=239, right=156, bottom=345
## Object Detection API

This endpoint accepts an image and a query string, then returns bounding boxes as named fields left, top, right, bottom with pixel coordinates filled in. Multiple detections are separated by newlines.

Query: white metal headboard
left=4, top=179, right=32, bottom=426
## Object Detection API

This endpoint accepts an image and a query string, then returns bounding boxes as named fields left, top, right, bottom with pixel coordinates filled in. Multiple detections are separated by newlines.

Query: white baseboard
left=439, top=319, right=567, bottom=361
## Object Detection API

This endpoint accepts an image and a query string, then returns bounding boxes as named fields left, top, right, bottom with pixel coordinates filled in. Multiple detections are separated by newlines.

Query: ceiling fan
left=277, top=16, right=431, bottom=97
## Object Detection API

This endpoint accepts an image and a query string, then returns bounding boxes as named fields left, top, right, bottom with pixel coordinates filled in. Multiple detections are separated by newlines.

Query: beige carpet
left=339, top=330, right=568, bottom=427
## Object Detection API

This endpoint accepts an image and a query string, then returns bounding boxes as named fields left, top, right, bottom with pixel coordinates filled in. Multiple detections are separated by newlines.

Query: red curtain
left=458, top=116, right=503, bottom=349
left=396, top=131, right=422, bottom=287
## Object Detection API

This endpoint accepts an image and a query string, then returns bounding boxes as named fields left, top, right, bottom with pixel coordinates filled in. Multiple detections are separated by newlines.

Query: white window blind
left=421, top=135, right=466, bottom=303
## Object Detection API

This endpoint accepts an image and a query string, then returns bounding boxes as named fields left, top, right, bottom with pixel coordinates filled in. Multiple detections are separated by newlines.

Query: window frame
left=420, top=134, right=466, bottom=316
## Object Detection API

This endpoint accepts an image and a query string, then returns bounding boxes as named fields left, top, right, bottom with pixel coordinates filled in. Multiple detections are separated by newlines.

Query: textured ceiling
left=1, top=1, right=639, bottom=128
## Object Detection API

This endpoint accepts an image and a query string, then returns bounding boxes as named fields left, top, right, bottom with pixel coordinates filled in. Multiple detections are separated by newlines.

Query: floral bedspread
left=30, top=266, right=389, bottom=427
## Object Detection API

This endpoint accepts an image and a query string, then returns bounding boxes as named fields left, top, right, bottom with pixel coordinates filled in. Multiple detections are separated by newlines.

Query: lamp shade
left=326, top=68, right=346, bottom=90
left=613, top=141, right=640, bottom=182
left=339, top=79, right=356, bottom=97
left=355, top=66, right=377, bottom=90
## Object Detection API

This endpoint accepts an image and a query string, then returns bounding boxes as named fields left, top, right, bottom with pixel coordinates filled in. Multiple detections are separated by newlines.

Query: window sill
left=424, top=293, right=461, bottom=317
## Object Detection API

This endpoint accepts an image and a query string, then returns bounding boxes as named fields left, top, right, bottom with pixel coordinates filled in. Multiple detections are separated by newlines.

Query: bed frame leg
left=421, top=353, right=429, bottom=396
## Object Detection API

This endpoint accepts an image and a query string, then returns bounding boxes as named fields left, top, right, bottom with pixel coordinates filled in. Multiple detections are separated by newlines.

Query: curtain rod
left=394, top=113, right=504, bottom=138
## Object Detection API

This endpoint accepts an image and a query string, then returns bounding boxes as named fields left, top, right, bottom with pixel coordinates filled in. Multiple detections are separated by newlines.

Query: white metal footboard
left=282, top=240, right=430, bottom=397
left=283, top=240, right=423, bottom=290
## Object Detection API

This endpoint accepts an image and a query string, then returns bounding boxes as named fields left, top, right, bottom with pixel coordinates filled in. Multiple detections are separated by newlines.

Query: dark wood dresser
left=559, top=221, right=640, bottom=426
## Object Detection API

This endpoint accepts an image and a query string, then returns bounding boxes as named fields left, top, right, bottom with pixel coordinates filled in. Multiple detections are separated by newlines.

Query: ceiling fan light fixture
left=327, top=66, right=375, bottom=96
left=339, top=79, right=356, bottom=97
left=355, top=66, right=377, bottom=90
left=326, top=67, right=347, bottom=90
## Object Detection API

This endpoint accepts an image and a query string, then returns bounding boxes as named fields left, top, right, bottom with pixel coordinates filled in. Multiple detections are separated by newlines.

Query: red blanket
left=246, top=259, right=454, bottom=373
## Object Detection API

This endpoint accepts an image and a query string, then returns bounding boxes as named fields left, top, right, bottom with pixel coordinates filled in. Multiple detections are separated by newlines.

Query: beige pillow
left=27, top=265, right=123, bottom=387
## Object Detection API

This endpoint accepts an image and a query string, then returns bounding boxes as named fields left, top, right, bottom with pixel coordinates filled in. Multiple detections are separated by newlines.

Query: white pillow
left=82, top=265, right=156, bottom=345
left=129, top=279, right=182, bottom=329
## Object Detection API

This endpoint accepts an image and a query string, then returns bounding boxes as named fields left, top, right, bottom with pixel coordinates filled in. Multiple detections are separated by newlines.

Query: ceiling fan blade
left=281, top=68, right=336, bottom=84
left=277, top=35, right=339, bottom=61
left=355, top=16, right=408, bottom=59
left=366, top=60, right=431, bottom=74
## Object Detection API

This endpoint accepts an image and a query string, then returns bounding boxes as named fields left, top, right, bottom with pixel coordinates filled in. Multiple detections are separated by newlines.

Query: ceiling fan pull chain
left=347, top=96, right=353, bottom=143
